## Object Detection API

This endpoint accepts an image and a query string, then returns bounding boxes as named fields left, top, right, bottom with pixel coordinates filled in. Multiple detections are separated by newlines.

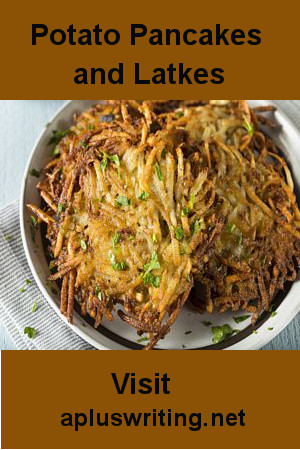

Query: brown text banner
left=2, top=350, right=300, bottom=448
left=0, top=0, right=299, bottom=98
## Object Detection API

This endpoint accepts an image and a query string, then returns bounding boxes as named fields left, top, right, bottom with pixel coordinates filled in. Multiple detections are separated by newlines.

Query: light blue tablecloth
left=0, top=100, right=299, bottom=350
left=0, top=101, right=65, bottom=349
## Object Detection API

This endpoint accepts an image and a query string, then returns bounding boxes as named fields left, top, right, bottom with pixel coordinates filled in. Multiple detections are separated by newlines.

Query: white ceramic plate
left=20, top=100, right=300, bottom=350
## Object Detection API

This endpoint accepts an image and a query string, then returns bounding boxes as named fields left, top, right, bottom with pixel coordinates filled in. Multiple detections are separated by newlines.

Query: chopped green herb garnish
left=80, top=139, right=88, bottom=148
left=31, top=216, right=38, bottom=227
left=188, top=194, right=195, bottom=210
left=271, top=311, right=277, bottom=318
left=52, top=147, right=60, bottom=156
left=19, top=279, right=31, bottom=293
left=49, top=260, right=56, bottom=271
left=137, top=336, right=149, bottom=343
left=138, top=191, right=149, bottom=201
left=227, top=222, right=236, bottom=233
left=57, top=203, right=64, bottom=214
left=24, top=326, right=37, bottom=339
left=29, top=168, right=40, bottom=177
left=143, top=251, right=160, bottom=274
left=176, top=110, right=184, bottom=118
left=49, top=129, right=70, bottom=146
left=109, top=154, right=121, bottom=177
left=155, top=162, right=163, bottom=181
left=32, top=302, right=38, bottom=313
left=233, top=315, right=250, bottom=324
left=143, top=272, right=161, bottom=288
left=182, top=195, right=195, bottom=217
left=112, top=232, right=121, bottom=248
left=114, top=261, right=127, bottom=271
left=116, top=195, right=131, bottom=207
left=88, top=123, right=95, bottom=131
left=99, top=151, right=121, bottom=176
left=212, top=324, right=237, bottom=344
left=108, top=251, right=128, bottom=271
left=100, top=155, right=108, bottom=172
left=142, top=251, right=161, bottom=288
left=242, top=115, right=254, bottom=136
left=5, top=235, right=12, bottom=241
left=95, top=287, right=102, bottom=301
left=202, top=320, right=212, bottom=327
left=161, top=148, right=167, bottom=158
left=175, top=227, right=184, bottom=241
left=80, top=239, right=87, bottom=251
left=268, top=327, right=274, bottom=331
left=252, top=329, right=258, bottom=334
left=236, top=234, right=243, bottom=246
left=191, top=218, right=205, bottom=235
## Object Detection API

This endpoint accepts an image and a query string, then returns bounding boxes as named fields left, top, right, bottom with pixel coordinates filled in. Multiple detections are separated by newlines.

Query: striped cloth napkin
left=0, top=202, right=93, bottom=349
left=0, top=100, right=299, bottom=350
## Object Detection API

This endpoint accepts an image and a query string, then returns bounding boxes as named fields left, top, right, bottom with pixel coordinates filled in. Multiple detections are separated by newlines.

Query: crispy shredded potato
left=28, top=100, right=300, bottom=349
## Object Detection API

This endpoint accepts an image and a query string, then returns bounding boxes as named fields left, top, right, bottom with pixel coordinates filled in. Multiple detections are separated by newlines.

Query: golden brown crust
left=28, top=100, right=300, bottom=348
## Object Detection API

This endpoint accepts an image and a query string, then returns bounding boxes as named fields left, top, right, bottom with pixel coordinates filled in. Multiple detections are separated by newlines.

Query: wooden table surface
left=0, top=100, right=299, bottom=350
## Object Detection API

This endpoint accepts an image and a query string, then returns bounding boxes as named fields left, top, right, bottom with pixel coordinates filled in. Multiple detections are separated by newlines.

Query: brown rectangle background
left=0, top=0, right=299, bottom=98
left=2, top=1, right=300, bottom=448
left=2, top=351, right=300, bottom=449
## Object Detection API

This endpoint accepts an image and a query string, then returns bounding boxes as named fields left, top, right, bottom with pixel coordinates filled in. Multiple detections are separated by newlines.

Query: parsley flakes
left=80, top=239, right=87, bottom=251
left=49, top=129, right=70, bottom=146
left=108, top=251, right=128, bottom=271
left=31, top=216, right=38, bottom=227
left=175, top=227, right=184, bottom=241
left=242, top=115, right=254, bottom=136
left=95, top=287, right=103, bottom=302
left=116, top=195, right=131, bottom=207
left=29, top=168, right=40, bottom=177
left=233, top=315, right=250, bottom=324
left=112, top=232, right=121, bottom=248
left=155, top=162, right=163, bottom=181
left=227, top=222, right=236, bottom=233
left=24, top=326, right=37, bottom=339
left=100, top=152, right=121, bottom=177
left=143, top=273, right=161, bottom=288
left=137, top=336, right=149, bottom=343
left=191, top=218, right=205, bottom=235
left=19, top=279, right=31, bottom=293
left=212, top=324, right=237, bottom=344
left=142, top=251, right=161, bottom=288
left=57, top=203, right=64, bottom=214
left=138, top=191, right=149, bottom=201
